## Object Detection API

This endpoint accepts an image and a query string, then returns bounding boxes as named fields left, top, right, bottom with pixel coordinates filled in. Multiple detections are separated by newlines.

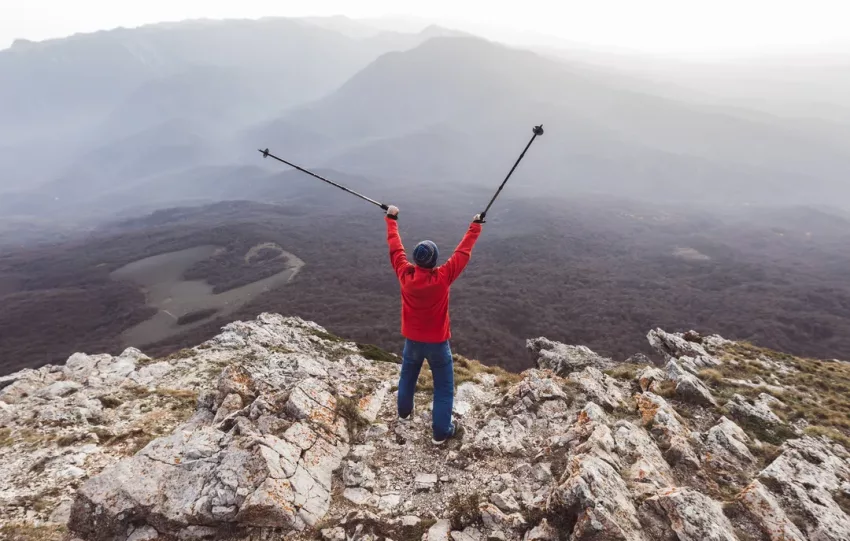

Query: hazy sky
left=3, top=0, right=849, bottom=54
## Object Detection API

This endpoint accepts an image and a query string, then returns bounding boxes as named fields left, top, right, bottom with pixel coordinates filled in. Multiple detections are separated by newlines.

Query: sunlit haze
left=3, top=0, right=849, bottom=55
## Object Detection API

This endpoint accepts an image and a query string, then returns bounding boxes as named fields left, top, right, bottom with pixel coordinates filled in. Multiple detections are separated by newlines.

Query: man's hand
left=387, top=205, right=399, bottom=220
left=473, top=214, right=485, bottom=224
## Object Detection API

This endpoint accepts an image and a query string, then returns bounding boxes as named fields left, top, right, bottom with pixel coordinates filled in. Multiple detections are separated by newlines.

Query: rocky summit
left=2, top=315, right=850, bottom=541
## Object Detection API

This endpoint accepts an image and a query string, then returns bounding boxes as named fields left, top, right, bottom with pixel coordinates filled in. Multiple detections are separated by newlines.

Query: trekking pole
left=258, top=148, right=389, bottom=211
left=479, top=124, right=544, bottom=221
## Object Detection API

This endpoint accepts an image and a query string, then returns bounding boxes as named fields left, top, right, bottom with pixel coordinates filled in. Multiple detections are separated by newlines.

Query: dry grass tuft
left=804, top=425, right=850, bottom=448
left=336, top=396, right=370, bottom=439
left=698, top=368, right=725, bottom=386
left=0, top=523, right=67, bottom=541
left=605, top=363, right=647, bottom=381
left=448, top=492, right=482, bottom=530
left=715, top=341, right=850, bottom=446
left=415, top=356, right=521, bottom=393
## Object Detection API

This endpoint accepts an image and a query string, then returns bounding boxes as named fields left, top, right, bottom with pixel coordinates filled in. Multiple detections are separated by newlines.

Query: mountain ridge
left=1, top=314, right=849, bottom=540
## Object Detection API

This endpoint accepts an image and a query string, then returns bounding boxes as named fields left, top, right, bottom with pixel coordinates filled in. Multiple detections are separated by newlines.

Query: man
left=384, top=204, right=484, bottom=444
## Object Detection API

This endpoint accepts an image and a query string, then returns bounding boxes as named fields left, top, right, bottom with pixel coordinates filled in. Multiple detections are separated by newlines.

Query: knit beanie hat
left=413, top=240, right=439, bottom=269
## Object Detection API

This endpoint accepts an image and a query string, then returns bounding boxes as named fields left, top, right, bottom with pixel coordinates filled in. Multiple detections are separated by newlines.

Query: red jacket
left=386, top=217, right=482, bottom=343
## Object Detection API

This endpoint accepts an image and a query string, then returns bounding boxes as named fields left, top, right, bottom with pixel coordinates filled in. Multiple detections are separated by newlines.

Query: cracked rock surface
left=3, top=316, right=850, bottom=541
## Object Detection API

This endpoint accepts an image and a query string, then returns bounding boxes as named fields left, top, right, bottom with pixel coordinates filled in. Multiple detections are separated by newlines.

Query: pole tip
left=533, top=125, right=544, bottom=136
left=259, top=148, right=270, bottom=158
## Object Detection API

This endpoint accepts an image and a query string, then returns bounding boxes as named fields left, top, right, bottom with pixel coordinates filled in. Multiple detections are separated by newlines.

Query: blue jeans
left=397, top=339, right=454, bottom=440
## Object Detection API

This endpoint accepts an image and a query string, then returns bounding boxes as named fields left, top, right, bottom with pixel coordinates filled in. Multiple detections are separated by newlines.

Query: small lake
left=111, top=245, right=304, bottom=346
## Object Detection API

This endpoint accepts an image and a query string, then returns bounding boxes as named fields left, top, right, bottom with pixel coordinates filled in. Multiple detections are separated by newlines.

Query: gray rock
left=758, top=436, right=850, bottom=540
left=625, top=352, right=654, bottom=366
left=213, top=393, right=243, bottom=424
left=177, top=526, right=219, bottom=539
left=478, top=504, right=526, bottom=530
left=321, top=527, right=347, bottom=541
left=738, top=481, right=805, bottom=541
left=48, top=500, right=73, bottom=525
left=613, top=421, right=675, bottom=499
left=647, top=329, right=718, bottom=365
left=704, top=417, right=756, bottom=471
left=344, top=460, right=376, bottom=488
left=523, top=519, right=557, bottom=541
left=285, top=378, right=336, bottom=426
left=343, top=487, right=374, bottom=506
left=237, top=477, right=299, bottom=527
left=131, top=362, right=173, bottom=386
left=569, top=367, right=628, bottom=411
left=490, top=489, right=520, bottom=513
left=725, top=393, right=783, bottom=427
left=357, top=382, right=390, bottom=423
left=472, top=419, right=525, bottom=455
left=635, top=392, right=700, bottom=468
left=635, top=366, right=665, bottom=393
left=640, top=487, right=737, bottom=541
left=549, top=453, right=647, bottom=540
left=533, top=463, right=553, bottom=484
left=366, top=423, right=389, bottom=440
left=527, top=338, right=614, bottom=376
left=666, top=360, right=717, bottom=407
left=126, top=526, right=159, bottom=541
left=580, top=402, right=608, bottom=423
left=451, top=531, right=476, bottom=541
left=399, top=516, right=421, bottom=527
left=36, top=380, right=82, bottom=399
left=378, top=491, right=401, bottom=511
left=283, top=422, right=319, bottom=450
left=350, top=443, right=376, bottom=460
left=415, top=473, right=438, bottom=491
left=426, top=519, right=452, bottom=541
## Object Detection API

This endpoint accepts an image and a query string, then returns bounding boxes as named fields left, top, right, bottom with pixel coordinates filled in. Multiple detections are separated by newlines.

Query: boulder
left=737, top=481, right=806, bottom=541
left=666, top=360, right=717, bottom=407
left=704, top=417, right=756, bottom=471
left=758, top=436, right=850, bottom=540
left=640, top=487, right=738, bottom=541
left=490, top=489, right=520, bottom=513
left=612, top=421, right=676, bottom=499
left=527, top=338, right=614, bottom=376
left=569, top=367, right=627, bottom=411
left=426, top=519, right=452, bottom=541
left=549, top=454, right=648, bottom=540
left=635, top=392, right=700, bottom=468
left=647, top=329, right=718, bottom=364
left=69, top=348, right=351, bottom=538
left=472, top=418, right=526, bottom=455
left=343, top=461, right=376, bottom=488
left=635, top=366, right=665, bottom=393
left=725, top=393, right=783, bottom=427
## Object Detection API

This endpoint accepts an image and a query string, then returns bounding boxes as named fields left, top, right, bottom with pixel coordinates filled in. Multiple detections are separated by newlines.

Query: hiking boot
left=398, top=405, right=414, bottom=423
left=432, top=419, right=461, bottom=446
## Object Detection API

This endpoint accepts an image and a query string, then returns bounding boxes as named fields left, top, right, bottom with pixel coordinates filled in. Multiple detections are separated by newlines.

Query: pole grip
left=380, top=203, right=389, bottom=211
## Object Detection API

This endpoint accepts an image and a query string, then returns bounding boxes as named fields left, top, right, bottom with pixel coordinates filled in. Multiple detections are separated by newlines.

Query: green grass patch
left=356, top=343, right=398, bottom=364
left=311, top=329, right=344, bottom=343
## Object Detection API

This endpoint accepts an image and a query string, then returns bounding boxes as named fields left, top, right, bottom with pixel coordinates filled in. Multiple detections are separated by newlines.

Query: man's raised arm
left=385, top=205, right=410, bottom=279
left=441, top=215, right=484, bottom=284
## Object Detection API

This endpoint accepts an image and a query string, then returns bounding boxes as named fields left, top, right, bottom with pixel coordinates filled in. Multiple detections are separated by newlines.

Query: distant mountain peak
left=417, top=24, right=471, bottom=39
